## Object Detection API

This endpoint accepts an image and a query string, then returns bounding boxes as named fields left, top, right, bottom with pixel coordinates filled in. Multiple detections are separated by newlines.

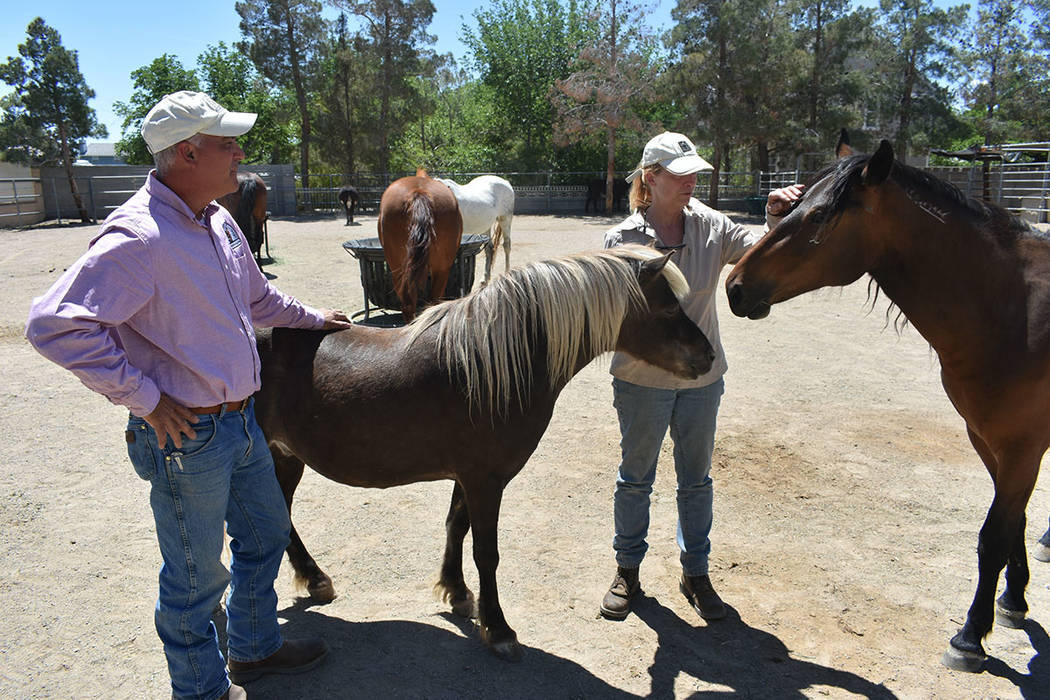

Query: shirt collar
left=145, top=170, right=221, bottom=226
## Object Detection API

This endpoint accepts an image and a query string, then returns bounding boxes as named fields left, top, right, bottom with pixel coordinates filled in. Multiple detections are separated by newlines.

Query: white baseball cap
left=141, top=91, right=258, bottom=154
left=625, top=132, right=714, bottom=183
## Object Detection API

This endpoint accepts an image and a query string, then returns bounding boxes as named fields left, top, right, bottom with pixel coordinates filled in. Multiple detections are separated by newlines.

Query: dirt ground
left=2, top=211, right=1049, bottom=699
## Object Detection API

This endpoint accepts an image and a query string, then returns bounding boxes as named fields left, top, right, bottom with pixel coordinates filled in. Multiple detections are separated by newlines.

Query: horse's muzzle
left=726, top=279, right=771, bottom=319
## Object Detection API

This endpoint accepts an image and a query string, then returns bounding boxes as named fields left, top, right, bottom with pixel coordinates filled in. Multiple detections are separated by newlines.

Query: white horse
left=437, top=175, right=514, bottom=284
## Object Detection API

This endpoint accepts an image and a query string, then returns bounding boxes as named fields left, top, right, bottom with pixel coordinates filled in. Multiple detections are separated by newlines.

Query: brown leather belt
left=190, top=398, right=250, bottom=415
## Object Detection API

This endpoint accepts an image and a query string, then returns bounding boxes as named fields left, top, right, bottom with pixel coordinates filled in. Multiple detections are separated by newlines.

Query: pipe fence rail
left=6, top=157, right=1048, bottom=228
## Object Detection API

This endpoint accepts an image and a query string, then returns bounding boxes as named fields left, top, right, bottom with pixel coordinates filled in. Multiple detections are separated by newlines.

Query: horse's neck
left=871, top=185, right=1018, bottom=368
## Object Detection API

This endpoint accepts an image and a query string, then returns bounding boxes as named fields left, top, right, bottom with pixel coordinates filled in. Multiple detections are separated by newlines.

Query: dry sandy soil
left=2, top=211, right=1049, bottom=699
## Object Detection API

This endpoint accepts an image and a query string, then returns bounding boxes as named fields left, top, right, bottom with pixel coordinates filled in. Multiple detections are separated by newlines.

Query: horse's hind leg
left=995, top=518, right=1030, bottom=627
left=499, top=216, right=512, bottom=273
left=272, top=447, right=337, bottom=602
left=435, top=481, right=476, bottom=617
left=461, top=478, right=520, bottom=661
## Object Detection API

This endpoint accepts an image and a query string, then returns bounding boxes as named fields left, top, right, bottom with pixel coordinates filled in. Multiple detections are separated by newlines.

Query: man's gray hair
left=153, top=133, right=205, bottom=175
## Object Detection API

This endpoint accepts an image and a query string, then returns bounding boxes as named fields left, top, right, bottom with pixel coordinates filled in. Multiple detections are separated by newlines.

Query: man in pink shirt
left=26, top=91, right=351, bottom=700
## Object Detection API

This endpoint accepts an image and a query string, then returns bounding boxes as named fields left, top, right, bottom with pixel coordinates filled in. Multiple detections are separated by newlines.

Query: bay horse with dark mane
left=254, top=245, right=715, bottom=660
left=725, top=133, right=1050, bottom=673
left=217, top=172, right=267, bottom=264
left=378, top=170, right=462, bottom=322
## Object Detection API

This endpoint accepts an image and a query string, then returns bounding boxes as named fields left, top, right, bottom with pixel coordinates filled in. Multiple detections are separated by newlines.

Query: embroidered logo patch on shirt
left=222, top=221, right=243, bottom=251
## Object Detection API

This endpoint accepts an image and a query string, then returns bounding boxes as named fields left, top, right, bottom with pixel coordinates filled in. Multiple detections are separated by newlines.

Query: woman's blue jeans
left=611, top=377, right=724, bottom=577
left=126, top=399, right=289, bottom=700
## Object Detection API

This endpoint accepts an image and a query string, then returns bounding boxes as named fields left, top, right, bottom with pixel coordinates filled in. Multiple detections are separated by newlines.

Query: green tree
left=313, top=13, right=372, bottom=174
left=553, top=0, right=661, bottom=209
left=334, top=0, right=438, bottom=174
left=463, top=0, right=596, bottom=170
left=237, top=0, right=328, bottom=186
left=0, top=18, right=107, bottom=222
left=958, top=0, right=1046, bottom=143
left=197, top=42, right=297, bottom=164
left=112, top=54, right=199, bottom=164
left=876, top=0, right=968, bottom=159
left=669, top=0, right=792, bottom=205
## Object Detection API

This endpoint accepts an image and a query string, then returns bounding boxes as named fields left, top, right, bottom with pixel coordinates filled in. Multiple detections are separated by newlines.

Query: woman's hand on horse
left=321, top=309, right=354, bottom=329
left=144, top=393, right=198, bottom=449
left=767, top=184, right=805, bottom=216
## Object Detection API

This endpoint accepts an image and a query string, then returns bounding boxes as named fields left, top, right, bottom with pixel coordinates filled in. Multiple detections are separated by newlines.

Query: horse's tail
left=402, top=190, right=436, bottom=301
left=236, top=177, right=263, bottom=253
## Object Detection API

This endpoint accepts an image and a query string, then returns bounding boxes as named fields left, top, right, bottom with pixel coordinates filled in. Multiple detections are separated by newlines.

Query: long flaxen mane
left=406, top=245, right=689, bottom=417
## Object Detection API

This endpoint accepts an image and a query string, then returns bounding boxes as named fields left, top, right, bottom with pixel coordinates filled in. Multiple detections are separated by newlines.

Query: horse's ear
left=861, top=140, right=894, bottom=186
left=638, top=251, right=672, bottom=283
left=835, top=129, right=853, bottom=158
left=416, top=168, right=428, bottom=178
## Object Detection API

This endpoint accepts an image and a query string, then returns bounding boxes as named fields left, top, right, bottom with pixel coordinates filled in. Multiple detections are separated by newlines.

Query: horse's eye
left=806, top=207, right=830, bottom=224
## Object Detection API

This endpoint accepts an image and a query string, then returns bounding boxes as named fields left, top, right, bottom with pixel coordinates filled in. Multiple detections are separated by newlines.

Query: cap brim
left=199, top=111, right=258, bottom=138
left=663, top=153, right=713, bottom=175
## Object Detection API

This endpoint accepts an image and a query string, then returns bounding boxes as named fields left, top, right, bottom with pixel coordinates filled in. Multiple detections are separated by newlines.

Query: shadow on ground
left=232, top=595, right=901, bottom=699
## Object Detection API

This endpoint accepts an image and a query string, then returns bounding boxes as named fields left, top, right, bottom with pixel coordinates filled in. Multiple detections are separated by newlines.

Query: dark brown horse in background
left=725, top=134, right=1050, bottom=673
left=217, top=172, right=268, bottom=264
left=338, top=184, right=359, bottom=225
left=378, top=170, right=462, bottom=322
left=254, top=246, right=715, bottom=660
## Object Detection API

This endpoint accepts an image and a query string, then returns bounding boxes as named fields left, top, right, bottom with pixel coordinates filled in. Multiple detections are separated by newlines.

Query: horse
left=217, top=172, right=267, bottom=264
left=253, top=245, right=716, bottom=661
left=724, top=134, right=1050, bottom=673
left=435, top=175, right=514, bottom=284
left=338, top=184, right=359, bottom=225
left=377, top=170, right=463, bottom=322
left=585, top=177, right=629, bottom=213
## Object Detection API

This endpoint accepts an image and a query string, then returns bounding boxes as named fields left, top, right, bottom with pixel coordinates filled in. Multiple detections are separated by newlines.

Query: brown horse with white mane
left=253, top=246, right=715, bottom=660
left=725, top=134, right=1050, bottom=673
left=378, top=170, right=462, bottom=322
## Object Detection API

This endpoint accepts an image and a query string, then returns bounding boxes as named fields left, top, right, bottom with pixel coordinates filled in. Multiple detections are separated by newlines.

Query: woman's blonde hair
left=629, top=164, right=662, bottom=212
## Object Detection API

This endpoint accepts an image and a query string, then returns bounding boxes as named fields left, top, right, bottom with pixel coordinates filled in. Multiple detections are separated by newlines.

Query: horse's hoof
left=941, top=644, right=986, bottom=673
left=451, top=591, right=476, bottom=618
left=1034, top=542, right=1050, bottom=563
left=995, top=602, right=1026, bottom=629
left=308, top=579, right=338, bottom=603
left=489, top=638, right=523, bottom=662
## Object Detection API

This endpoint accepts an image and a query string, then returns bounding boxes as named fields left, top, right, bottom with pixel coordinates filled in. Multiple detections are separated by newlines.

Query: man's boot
left=600, top=566, right=640, bottom=620
left=680, top=573, right=726, bottom=620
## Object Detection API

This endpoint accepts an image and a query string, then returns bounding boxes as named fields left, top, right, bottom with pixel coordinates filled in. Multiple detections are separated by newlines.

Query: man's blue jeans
left=126, top=400, right=289, bottom=700
left=611, top=377, right=724, bottom=576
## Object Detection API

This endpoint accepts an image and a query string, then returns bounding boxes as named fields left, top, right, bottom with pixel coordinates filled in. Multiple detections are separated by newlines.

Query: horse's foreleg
left=944, top=434, right=1039, bottom=672
left=272, top=447, right=336, bottom=603
left=435, top=482, right=475, bottom=617
left=462, top=478, right=520, bottom=661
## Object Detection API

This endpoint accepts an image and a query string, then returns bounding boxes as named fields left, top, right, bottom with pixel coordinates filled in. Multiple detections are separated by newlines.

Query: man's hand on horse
left=766, top=184, right=805, bottom=216
left=321, top=309, right=354, bottom=329
left=144, top=393, right=199, bottom=449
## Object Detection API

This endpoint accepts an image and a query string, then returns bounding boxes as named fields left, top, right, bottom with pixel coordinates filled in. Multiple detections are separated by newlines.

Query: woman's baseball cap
left=625, top=132, right=714, bottom=183
left=141, top=91, right=258, bottom=154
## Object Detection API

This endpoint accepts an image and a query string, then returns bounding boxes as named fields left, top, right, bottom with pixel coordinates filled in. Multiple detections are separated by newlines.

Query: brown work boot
left=600, top=566, right=640, bottom=620
left=680, top=573, right=726, bottom=620
left=228, top=638, right=329, bottom=683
